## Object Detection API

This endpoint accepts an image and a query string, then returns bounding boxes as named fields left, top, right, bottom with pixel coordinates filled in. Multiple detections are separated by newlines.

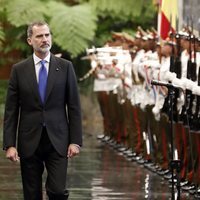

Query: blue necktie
left=38, top=60, right=47, bottom=103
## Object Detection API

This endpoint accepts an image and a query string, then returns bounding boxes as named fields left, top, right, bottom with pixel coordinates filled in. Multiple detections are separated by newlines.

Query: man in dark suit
left=3, top=21, right=82, bottom=200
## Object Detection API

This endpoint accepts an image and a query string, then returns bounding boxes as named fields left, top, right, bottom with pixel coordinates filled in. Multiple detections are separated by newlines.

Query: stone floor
left=0, top=129, right=194, bottom=200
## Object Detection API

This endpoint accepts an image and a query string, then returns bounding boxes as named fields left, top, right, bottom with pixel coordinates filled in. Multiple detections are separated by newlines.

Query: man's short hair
left=27, top=21, right=49, bottom=38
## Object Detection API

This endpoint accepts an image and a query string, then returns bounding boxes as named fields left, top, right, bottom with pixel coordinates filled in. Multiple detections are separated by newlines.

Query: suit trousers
left=20, top=128, right=69, bottom=200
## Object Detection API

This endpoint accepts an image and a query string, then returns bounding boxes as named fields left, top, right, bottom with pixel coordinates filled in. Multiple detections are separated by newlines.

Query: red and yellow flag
left=158, top=0, right=178, bottom=39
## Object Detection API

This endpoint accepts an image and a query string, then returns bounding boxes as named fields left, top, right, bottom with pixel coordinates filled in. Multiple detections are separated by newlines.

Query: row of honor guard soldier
left=80, top=25, right=200, bottom=198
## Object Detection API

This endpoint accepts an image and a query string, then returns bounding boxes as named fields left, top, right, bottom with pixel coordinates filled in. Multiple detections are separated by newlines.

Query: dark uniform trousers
left=20, top=128, right=69, bottom=200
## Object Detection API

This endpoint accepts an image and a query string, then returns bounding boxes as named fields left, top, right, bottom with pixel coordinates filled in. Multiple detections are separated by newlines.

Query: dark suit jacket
left=3, top=54, right=82, bottom=158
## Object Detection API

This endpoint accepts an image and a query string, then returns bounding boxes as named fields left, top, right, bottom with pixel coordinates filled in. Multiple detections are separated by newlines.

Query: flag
left=158, top=0, right=178, bottom=39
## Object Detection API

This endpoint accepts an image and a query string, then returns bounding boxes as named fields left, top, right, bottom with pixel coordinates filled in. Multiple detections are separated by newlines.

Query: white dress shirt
left=33, top=53, right=50, bottom=83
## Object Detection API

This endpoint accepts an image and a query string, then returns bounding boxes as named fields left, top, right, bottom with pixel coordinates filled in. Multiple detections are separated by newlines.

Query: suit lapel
left=24, top=54, right=59, bottom=105
left=24, top=57, right=42, bottom=104
left=45, top=54, right=59, bottom=103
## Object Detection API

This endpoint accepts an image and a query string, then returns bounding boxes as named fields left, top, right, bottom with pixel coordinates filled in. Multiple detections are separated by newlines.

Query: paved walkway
left=0, top=132, right=193, bottom=199
left=0, top=103, right=194, bottom=200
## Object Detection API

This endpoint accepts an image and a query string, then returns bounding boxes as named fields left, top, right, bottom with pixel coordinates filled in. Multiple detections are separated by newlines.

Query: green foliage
left=0, top=0, right=6, bottom=48
left=3, top=26, right=27, bottom=52
left=0, top=0, right=157, bottom=62
left=0, top=80, right=8, bottom=105
left=47, top=2, right=97, bottom=57
left=0, top=0, right=6, bottom=12
left=89, top=0, right=144, bottom=18
left=88, top=0, right=156, bottom=46
left=134, top=1, right=157, bottom=26
left=5, top=0, right=45, bottom=27
left=143, top=2, right=157, bottom=24
left=0, top=25, right=5, bottom=48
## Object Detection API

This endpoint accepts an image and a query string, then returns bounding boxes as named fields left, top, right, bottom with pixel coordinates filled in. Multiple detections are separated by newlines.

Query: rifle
left=189, top=34, right=198, bottom=131
left=161, top=15, right=178, bottom=121
left=179, top=18, right=196, bottom=126
left=169, top=17, right=182, bottom=122
left=195, top=27, right=200, bottom=131
left=186, top=18, right=197, bottom=129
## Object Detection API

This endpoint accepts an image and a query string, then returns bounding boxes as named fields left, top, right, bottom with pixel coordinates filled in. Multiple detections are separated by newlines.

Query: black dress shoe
left=194, top=193, right=200, bottom=199
left=189, top=188, right=197, bottom=195
left=126, top=152, right=137, bottom=158
left=181, top=184, right=196, bottom=191
left=109, top=140, right=117, bottom=147
left=154, top=165, right=162, bottom=171
left=157, top=169, right=170, bottom=176
left=145, top=163, right=158, bottom=172
left=180, top=180, right=189, bottom=187
left=47, top=191, right=69, bottom=200
left=144, top=162, right=155, bottom=171
left=102, top=136, right=111, bottom=142
left=144, top=162, right=154, bottom=168
left=137, top=158, right=145, bottom=164
left=169, top=178, right=177, bottom=184
left=164, top=173, right=174, bottom=180
left=97, top=134, right=105, bottom=140
left=132, top=155, right=142, bottom=161
left=115, top=143, right=124, bottom=151
left=123, top=149, right=133, bottom=156
left=107, top=138, right=114, bottom=144
left=118, top=147, right=128, bottom=152
left=113, top=143, right=123, bottom=149
left=192, top=188, right=200, bottom=197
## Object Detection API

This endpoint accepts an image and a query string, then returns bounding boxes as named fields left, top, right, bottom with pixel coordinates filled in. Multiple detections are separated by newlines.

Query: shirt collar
left=33, top=53, right=51, bottom=65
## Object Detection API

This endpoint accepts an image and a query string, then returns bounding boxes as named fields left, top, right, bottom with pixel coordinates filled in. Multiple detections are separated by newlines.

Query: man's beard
left=34, top=44, right=51, bottom=54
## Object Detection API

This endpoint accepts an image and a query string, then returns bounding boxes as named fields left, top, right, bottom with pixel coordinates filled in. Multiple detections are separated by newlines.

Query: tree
left=0, top=0, right=5, bottom=49
left=89, top=0, right=157, bottom=47
left=0, top=0, right=156, bottom=60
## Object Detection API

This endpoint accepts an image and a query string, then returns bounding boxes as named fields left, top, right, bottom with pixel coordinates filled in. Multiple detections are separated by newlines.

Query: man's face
left=27, top=24, right=52, bottom=57
left=161, top=44, right=173, bottom=56
left=181, top=39, right=189, bottom=51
